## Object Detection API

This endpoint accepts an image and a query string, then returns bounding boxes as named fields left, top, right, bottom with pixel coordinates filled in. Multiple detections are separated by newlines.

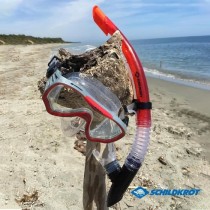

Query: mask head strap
left=46, top=56, right=61, bottom=78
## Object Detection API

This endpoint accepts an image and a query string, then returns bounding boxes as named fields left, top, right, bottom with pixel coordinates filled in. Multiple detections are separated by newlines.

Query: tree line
left=0, top=34, right=71, bottom=44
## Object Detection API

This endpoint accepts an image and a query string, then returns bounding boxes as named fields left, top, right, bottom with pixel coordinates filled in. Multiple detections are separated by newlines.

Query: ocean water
left=131, top=36, right=210, bottom=89
left=61, top=35, right=210, bottom=90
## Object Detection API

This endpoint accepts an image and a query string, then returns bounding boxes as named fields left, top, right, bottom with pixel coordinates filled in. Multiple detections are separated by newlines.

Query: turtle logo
left=131, top=187, right=149, bottom=199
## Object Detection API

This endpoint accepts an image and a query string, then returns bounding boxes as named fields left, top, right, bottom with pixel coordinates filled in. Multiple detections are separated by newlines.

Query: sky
left=0, top=0, right=210, bottom=42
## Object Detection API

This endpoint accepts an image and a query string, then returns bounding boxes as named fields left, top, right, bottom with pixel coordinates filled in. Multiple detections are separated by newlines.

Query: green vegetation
left=0, top=34, right=71, bottom=45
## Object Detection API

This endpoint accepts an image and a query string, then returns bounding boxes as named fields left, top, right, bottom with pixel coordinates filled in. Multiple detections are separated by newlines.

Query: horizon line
left=131, top=34, right=210, bottom=41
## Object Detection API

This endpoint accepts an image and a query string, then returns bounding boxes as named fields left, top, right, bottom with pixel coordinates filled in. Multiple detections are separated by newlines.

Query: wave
left=68, top=44, right=97, bottom=54
left=144, top=67, right=176, bottom=79
left=84, top=45, right=97, bottom=52
left=144, top=67, right=210, bottom=91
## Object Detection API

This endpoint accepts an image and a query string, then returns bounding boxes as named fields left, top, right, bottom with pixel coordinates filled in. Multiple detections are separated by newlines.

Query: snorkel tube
left=93, top=6, right=152, bottom=206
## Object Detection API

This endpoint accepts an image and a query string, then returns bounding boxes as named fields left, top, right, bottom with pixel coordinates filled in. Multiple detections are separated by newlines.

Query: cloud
left=0, top=0, right=23, bottom=16
left=48, top=0, right=104, bottom=28
left=0, top=0, right=210, bottom=40
left=0, top=0, right=106, bottom=41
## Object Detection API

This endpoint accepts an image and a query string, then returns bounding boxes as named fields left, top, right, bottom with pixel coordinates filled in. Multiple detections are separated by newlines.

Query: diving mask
left=42, top=58, right=128, bottom=143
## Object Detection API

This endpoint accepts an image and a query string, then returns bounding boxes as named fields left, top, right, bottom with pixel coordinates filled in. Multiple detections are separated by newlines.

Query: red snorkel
left=93, top=6, right=152, bottom=206
left=93, top=6, right=151, bottom=126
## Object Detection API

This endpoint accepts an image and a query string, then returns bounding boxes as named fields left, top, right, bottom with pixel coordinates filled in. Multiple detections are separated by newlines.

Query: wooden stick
left=83, top=141, right=108, bottom=210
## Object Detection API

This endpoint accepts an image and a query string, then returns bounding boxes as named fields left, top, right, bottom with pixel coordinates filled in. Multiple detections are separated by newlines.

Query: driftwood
left=38, top=31, right=133, bottom=104
left=38, top=31, right=133, bottom=209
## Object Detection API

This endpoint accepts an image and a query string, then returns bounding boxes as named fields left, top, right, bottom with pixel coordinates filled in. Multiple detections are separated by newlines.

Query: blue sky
left=0, top=0, right=210, bottom=41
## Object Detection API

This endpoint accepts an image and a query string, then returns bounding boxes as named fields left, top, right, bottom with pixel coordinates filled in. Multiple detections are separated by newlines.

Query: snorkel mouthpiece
left=104, top=160, right=121, bottom=183
left=93, top=6, right=152, bottom=206
left=107, top=165, right=139, bottom=207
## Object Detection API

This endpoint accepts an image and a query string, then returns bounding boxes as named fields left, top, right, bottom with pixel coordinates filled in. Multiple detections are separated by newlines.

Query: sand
left=0, top=44, right=210, bottom=210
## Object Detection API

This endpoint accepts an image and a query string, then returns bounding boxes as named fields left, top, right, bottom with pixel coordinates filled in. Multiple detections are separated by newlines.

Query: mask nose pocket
left=61, top=117, right=86, bottom=137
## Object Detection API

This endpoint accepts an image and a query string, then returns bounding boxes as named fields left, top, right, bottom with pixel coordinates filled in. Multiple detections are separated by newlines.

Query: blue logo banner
left=131, top=187, right=201, bottom=199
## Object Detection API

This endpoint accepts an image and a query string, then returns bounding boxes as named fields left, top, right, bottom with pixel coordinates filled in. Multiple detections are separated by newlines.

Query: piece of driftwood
left=38, top=31, right=133, bottom=104
left=38, top=31, right=133, bottom=209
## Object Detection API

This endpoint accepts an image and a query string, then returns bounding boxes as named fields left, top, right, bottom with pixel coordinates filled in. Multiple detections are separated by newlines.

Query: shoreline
left=147, top=76, right=210, bottom=116
left=0, top=44, right=210, bottom=209
left=147, top=76, right=210, bottom=162
left=145, top=69, right=210, bottom=91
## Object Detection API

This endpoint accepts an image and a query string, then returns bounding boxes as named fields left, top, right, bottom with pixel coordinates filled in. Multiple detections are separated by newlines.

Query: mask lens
left=90, top=118, right=122, bottom=140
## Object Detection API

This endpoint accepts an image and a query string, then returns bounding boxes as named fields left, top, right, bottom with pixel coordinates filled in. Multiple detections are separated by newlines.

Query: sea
left=54, top=35, right=210, bottom=90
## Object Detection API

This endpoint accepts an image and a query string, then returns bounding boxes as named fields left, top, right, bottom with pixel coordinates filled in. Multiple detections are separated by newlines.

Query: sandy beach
left=0, top=44, right=210, bottom=210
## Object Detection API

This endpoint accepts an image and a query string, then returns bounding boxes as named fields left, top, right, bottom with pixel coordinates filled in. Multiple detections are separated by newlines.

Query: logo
left=134, top=71, right=143, bottom=97
left=131, top=187, right=201, bottom=199
left=131, top=187, right=149, bottom=199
